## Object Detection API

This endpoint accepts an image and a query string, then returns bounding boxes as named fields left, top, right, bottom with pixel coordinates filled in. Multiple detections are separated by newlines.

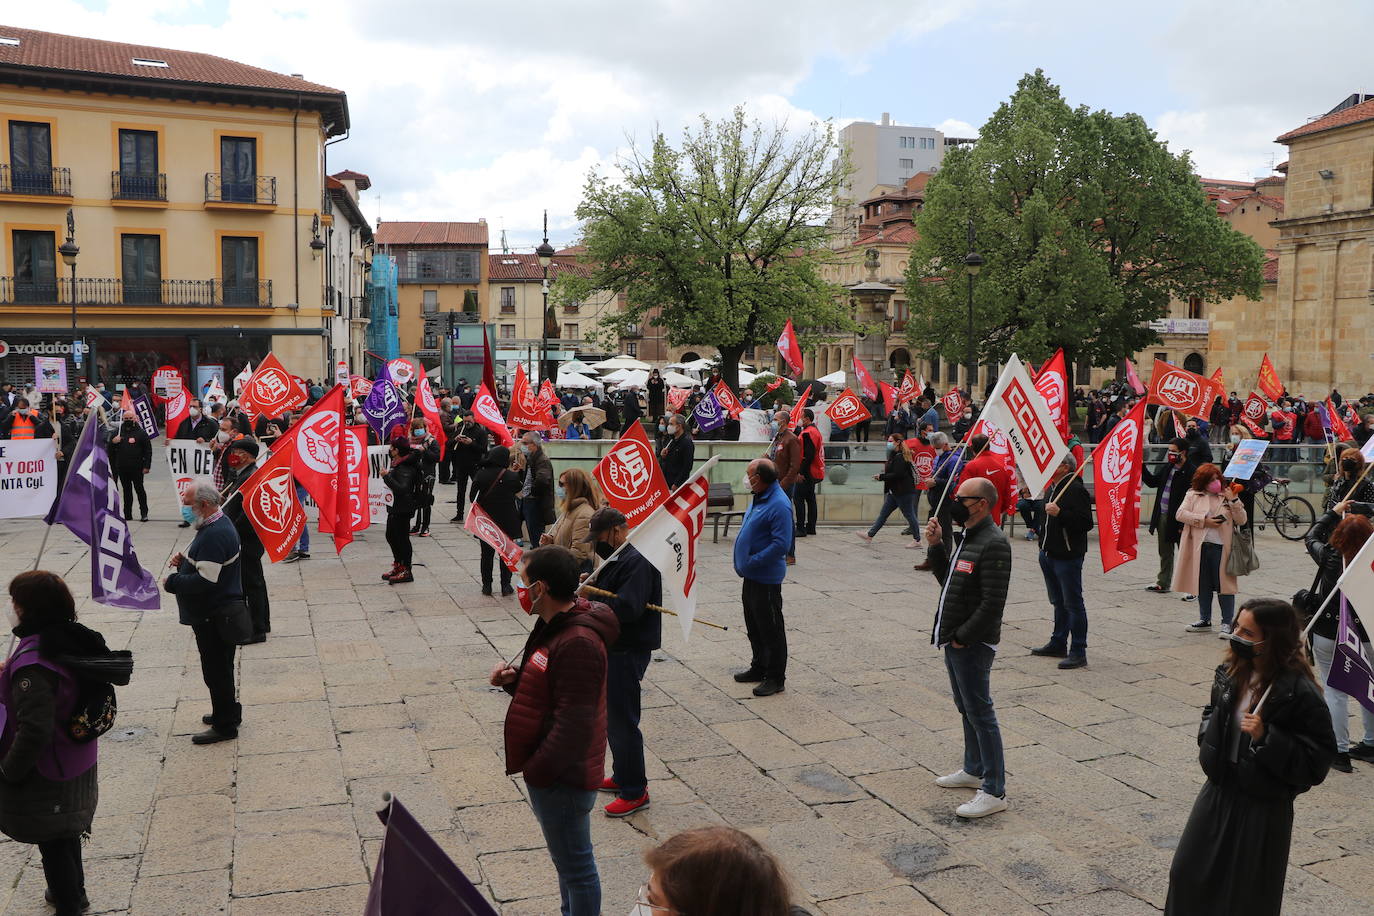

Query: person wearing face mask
left=0, top=398, right=53, bottom=441
left=952, top=406, right=976, bottom=442
left=858, top=434, right=922, bottom=547
left=1355, top=412, right=1374, bottom=448
left=380, top=440, right=423, bottom=584
left=517, top=432, right=556, bottom=546
left=1322, top=447, right=1374, bottom=512
left=793, top=410, right=823, bottom=537
left=405, top=420, right=440, bottom=537
left=172, top=399, right=217, bottom=444
left=583, top=507, right=662, bottom=818
left=541, top=469, right=601, bottom=574
left=164, top=481, right=246, bottom=745
left=924, top=476, right=1012, bottom=819
left=1174, top=463, right=1248, bottom=634
left=1166, top=598, right=1335, bottom=915
left=657, top=413, right=695, bottom=491
left=1141, top=438, right=1197, bottom=595
left=767, top=410, right=802, bottom=565
left=490, top=546, right=619, bottom=916
left=105, top=410, right=152, bottom=523
left=733, top=459, right=793, bottom=697
left=1030, top=454, right=1094, bottom=669
left=220, top=438, right=271, bottom=642
left=209, top=418, right=242, bottom=491
left=1182, top=419, right=1213, bottom=465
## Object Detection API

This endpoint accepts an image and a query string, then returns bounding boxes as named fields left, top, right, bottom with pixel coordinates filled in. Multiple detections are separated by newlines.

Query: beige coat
left=1172, top=489, right=1248, bottom=596
left=548, top=497, right=596, bottom=564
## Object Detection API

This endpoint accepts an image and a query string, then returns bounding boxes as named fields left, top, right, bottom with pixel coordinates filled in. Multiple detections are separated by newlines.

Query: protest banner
left=1223, top=439, right=1270, bottom=481
left=33, top=356, right=67, bottom=394
left=0, top=440, right=57, bottom=518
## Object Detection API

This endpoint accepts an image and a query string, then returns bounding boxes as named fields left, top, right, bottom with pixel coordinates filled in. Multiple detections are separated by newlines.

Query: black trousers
left=480, top=542, right=512, bottom=590
left=387, top=509, right=413, bottom=566
left=192, top=621, right=240, bottom=733
left=451, top=467, right=475, bottom=519
left=38, top=836, right=84, bottom=915
left=239, top=546, right=270, bottom=636
left=794, top=476, right=818, bottom=534
left=439, top=451, right=455, bottom=484
left=413, top=484, right=434, bottom=531
left=741, top=578, right=787, bottom=681
left=116, top=468, right=148, bottom=518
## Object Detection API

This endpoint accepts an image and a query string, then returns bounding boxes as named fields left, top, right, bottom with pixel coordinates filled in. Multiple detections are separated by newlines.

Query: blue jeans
left=1197, top=542, right=1233, bottom=625
left=294, top=482, right=310, bottom=552
left=607, top=650, right=651, bottom=799
left=526, top=783, right=599, bottom=916
left=868, top=491, right=921, bottom=539
left=1019, top=498, right=1045, bottom=535
left=944, top=643, right=1004, bottom=797
left=1038, top=551, right=1087, bottom=655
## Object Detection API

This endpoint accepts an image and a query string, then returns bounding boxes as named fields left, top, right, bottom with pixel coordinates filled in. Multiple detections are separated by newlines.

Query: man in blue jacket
left=732, top=458, right=792, bottom=697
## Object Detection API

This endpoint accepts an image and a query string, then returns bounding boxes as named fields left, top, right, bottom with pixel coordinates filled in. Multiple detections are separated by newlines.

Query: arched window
left=1183, top=352, right=1205, bottom=375
left=889, top=348, right=910, bottom=368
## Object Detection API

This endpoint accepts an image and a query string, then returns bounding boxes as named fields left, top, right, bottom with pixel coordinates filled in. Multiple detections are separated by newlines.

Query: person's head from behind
left=969, top=434, right=989, bottom=454
left=929, top=431, right=949, bottom=452
left=637, top=826, right=792, bottom=916
left=1330, top=513, right=1374, bottom=563
left=1190, top=462, right=1223, bottom=494
left=519, top=545, right=580, bottom=617
left=1226, top=598, right=1314, bottom=687
left=8, top=570, right=77, bottom=632
left=746, top=458, right=777, bottom=495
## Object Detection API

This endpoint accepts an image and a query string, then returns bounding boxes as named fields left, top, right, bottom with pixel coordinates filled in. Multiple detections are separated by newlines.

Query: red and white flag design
left=1123, top=358, right=1146, bottom=395
left=826, top=387, right=871, bottom=430
left=318, top=425, right=369, bottom=543
left=465, top=503, right=523, bottom=573
left=1328, top=397, right=1354, bottom=442
left=349, top=375, right=373, bottom=401
left=788, top=387, right=812, bottom=431
left=508, top=364, right=554, bottom=431
left=713, top=381, right=744, bottom=420
left=240, top=443, right=306, bottom=563
left=240, top=353, right=306, bottom=419
left=536, top=379, right=557, bottom=412
left=162, top=374, right=190, bottom=441
left=416, top=376, right=446, bottom=459
left=1147, top=360, right=1216, bottom=420
left=980, top=354, right=1069, bottom=495
left=905, top=440, right=936, bottom=490
left=852, top=356, right=878, bottom=401
left=275, top=386, right=346, bottom=547
left=1257, top=353, right=1285, bottom=402
left=879, top=381, right=897, bottom=416
left=593, top=421, right=669, bottom=527
left=1093, top=399, right=1145, bottom=572
left=666, top=385, right=690, bottom=415
left=1033, top=348, right=1070, bottom=441
left=942, top=387, right=966, bottom=421
left=472, top=382, right=513, bottom=447
left=897, top=370, right=919, bottom=406
left=777, top=318, right=803, bottom=377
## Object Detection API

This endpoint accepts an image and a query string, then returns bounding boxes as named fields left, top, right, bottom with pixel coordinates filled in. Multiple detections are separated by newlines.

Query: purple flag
left=363, top=379, right=407, bottom=443
left=365, top=795, right=497, bottom=915
left=131, top=392, right=159, bottom=439
left=1329, top=598, right=1374, bottom=714
left=693, top=392, right=726, bottom=433
left=43, top=416, right=160, bottom=610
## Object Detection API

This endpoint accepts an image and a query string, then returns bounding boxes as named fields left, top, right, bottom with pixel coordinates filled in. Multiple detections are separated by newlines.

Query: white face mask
left=189, top=408, right=201, bottom=418
left=216, top=431, right=231, bottom=443
left=627, top=906, right=657, bottom=916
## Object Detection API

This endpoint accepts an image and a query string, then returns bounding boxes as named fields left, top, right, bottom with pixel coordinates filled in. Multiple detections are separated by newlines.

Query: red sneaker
left=604, top=792, right=649, bottom=818
left=598, top=777, right=619, bottom=794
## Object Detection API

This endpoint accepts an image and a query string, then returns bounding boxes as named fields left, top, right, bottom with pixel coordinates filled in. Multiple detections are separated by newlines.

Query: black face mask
left=1228, top=634, right=1262, bottom=660
left=1186, top=428, right=1198, bottom=439
left=595, top=540, right=614, bottom=559
left=949, top=500, right=972, bottom=526
left=1343, top=459, right=1360, bottom=475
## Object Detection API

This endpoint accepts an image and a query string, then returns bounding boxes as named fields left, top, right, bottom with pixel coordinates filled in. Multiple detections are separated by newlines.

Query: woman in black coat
left=859, top=433, right=921, bottom=545
left=646, top=369, right=666, bottom=421
left=381, top=440, right=422, bottom=583
left=106, top=411, right=151, bottom=522
left=469, top=445, right=523, bottom=596
left=1166, top=597, right=1336, bottom=915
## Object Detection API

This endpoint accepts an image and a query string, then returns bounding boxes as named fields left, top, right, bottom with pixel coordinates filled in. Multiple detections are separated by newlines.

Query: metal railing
left=0, top=164, right=71, bottom=196
left=204, top=173, right=277, bottom=205
left=111, top=170, right=167, bottom=201
left=0, top=277, right=272, bottom=307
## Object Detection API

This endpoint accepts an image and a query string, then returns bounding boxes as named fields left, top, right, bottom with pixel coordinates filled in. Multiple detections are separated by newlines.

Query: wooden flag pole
left=578, top=584, right=729, bottom=631
left=1050, top=458, right=1089, bottom=504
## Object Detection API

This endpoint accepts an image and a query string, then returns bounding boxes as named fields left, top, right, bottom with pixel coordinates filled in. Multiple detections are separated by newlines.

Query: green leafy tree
left=905, top=70, right=1265, bottom=374
left=558, top=107, right=853, bottom=390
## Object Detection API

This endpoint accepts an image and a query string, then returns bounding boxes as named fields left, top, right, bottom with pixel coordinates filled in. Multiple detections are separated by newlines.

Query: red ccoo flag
left=1257, top=353, right=1284, bottom=402
left=593, top=421, right=669, bottom=527
left=776, top=318, right=803, bottom=377
left=1094, top=399, right=1146, bottom=572
left=472, top=382, right=513, bottom=447
left=852, top=356, right=878, bottom=401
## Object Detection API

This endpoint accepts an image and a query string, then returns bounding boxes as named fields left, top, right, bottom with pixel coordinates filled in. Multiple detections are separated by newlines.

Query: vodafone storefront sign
left=0, top=340, right=90, bottom=358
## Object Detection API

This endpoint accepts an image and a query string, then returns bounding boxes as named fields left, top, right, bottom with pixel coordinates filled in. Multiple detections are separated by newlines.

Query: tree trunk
left=717, top=345, right=744, bottom=393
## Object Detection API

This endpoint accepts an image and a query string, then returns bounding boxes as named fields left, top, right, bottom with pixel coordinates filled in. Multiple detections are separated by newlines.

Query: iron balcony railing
left=111, top=171, right=167, bottom=201
left=204, top=173, right=277, bottom=205
left=0, top=164, right=72, bottom=196
left=0, top=277, right=272, bottom=307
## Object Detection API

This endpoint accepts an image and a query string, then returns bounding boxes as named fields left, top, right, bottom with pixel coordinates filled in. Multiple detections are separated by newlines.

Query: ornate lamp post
left=59, top=208, right=79, bottom=330
left=535, top=210, right=556, bottom=382
left=963, top=218, right=984, bottom=399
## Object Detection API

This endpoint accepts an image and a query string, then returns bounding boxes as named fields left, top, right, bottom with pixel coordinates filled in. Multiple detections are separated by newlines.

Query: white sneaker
left=956, top=789, right=1008, bottom=818
left=1218, top=623, right=1233, bottom=637
left=935, top=769, right=982, bottom=789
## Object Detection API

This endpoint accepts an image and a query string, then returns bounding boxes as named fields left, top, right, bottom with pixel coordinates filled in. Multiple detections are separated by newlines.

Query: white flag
left=980, top=354, right=1068, bottom=495
left=592, top=456, right=718, bottom=642
left=233, top=362, right=253, bottom=397
left=205, top=375, right=227, bottom=406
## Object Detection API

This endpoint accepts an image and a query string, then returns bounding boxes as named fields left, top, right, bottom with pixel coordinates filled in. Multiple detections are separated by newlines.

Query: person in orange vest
left=956, top=434, right=1017, bottom=527
left=794, top=409, right=825, bottom=537
left=0, top=398, right=54, bottom=440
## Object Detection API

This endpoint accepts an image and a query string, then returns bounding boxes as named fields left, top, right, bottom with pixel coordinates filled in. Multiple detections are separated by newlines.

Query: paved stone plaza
left=1, top=464, right=1372, bottom=915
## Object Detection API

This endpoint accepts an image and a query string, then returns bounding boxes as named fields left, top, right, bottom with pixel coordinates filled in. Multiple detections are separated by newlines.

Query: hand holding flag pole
left=578, top=584, right=728, bottom=631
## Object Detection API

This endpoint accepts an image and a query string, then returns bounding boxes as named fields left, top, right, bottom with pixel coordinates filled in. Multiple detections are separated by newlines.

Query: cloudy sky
left=15, top=0, right=1373, bottom=249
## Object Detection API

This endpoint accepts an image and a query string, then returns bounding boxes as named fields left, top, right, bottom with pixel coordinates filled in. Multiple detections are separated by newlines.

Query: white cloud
left=936, top=118, right=978, bottom=138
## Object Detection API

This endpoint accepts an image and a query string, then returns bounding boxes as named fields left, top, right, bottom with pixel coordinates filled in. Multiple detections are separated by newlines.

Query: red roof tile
left=330, top=169, right=371, bottom=190
left=0, top=24, right=341, bottom=94
left=325, top=176, right=344, bottom=190
left=1263, top=256, right=1278, bottom=283
left=1277, top=99, right=1374, bottom=142
left=375, top=221, right=488, bottom=247
left=487, top=253, right=590, bottom=281
left=854, top=224, right=916, bottom=246
left=1256, top=195, right=1284, bottom=212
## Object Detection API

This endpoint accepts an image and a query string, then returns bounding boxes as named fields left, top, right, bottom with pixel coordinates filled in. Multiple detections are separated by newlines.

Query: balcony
left=0, top=165, right=72, bottom=199
left=111, top=171, right=167, bottom=203
left=563, top=302, right=581, bottom=314
left=499, top=304, right=516, bottom=314
left=351, top=293, right=370, bottom=321
left=204, top=173, right=277, bottom=208
left=624, top=324, right=643, bottom=338
left=0, top=277, right=272, bottom=308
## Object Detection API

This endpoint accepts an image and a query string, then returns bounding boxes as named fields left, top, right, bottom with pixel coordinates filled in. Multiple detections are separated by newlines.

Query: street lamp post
left=963, top=218, right=983, bottom=401
left=59, top=208, right=79, bottom=330
left=535, top=210, right=556, bottom=383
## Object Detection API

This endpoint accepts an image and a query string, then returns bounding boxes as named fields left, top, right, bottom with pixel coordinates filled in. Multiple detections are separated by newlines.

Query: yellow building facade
left=374, top=221, right=488, bottom=368
left=0, top=26, right=347, bottom=391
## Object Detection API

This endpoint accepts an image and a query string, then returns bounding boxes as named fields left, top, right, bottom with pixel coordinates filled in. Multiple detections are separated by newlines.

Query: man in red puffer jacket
left=958, top=434, right=1018, bottom=526
left=490, top=545, right=620, bottom=916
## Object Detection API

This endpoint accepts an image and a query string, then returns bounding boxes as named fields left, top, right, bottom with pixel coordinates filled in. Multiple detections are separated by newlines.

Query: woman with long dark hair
left=1165, top=598, right=1335, bottom=915
left=858, top=433, right=922, bottom=547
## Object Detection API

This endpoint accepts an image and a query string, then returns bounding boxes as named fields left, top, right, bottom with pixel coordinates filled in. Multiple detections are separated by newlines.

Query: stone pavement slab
left=1, top=461, right=1371, bottom=914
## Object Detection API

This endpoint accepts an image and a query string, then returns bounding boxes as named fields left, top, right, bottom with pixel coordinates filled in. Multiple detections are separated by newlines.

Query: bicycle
left=1254, top=478, right=1315, bottom=541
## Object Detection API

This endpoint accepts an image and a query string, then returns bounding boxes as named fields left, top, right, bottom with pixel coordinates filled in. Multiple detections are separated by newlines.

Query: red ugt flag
left=594, top=421, right=669, bottom=527
left=508, top=364, right=554, bottom=431
left=319, top=425, right=370, bottom=545
left=241, top=443, right=307, bottom=563
left=1327, top=398, right=1353, bottom=442
left=472, top=382, right=514, bottom=447
left=666, top=385, right=690, bottom=415
left=776, top=318, right=803, bottom=378
left=240, top=352, right=307, bottom=420
left=852, top=356, right=878, bottom=401
left=713, top=380, right=744, bottom=420
left=942, top=387, right=966, bottom=420
left=1257, top=353, right=1285, bottom=402
left=465, top=503, right=523, bottom=573
left=879, top=381, right=897, bottom=415
left=1093, top=399, right=1145, bottom=572
left=1147, top=360, right=1215, bottom=420
left=1032, top=349, right=1070, bottom=442
left=826, top=387, right=871, bottom=430
left=897, top=370, right=919, bottom=405
left=416, top=376, right=446, bottom=460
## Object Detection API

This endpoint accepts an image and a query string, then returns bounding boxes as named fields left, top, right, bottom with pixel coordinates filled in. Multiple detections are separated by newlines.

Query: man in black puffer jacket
left=106, top=409, right=152, bottom=522
left=924, top=476, right=1012, bottom=820
left=1030, top=454, right=1094, bottom=669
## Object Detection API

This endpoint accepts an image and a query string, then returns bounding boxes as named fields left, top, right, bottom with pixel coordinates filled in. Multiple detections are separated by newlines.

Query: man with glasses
left=924, top=477, right=1012, bottom=818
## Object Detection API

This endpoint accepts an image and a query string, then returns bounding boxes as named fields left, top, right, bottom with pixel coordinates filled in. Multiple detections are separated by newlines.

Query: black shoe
left=140, top=515, right=149, bottom=523
left=1350, top=742, right=1374, bottom=762
left=1332, top=752, right=1354, bottom=773
left=192, top=727, right=237, bottom=745
left=245, top=632, right=267, bottom=644
left=899, top=526, right=913, bottom=536
left=177, top=521, right=191, bottom=528
left=481, top=586, right=493, bottom=596
left=451, top=515, right=463, bottom=524
left=43, top=888, right=89, bottom=910
left=733, top=668, right=765, bottom=683
left=752, top=679, right=785, bottom=697
left=795, top=531, right=808, bottom=538
left=913, top=561, right=932, bottom=571
left=1145, top=584, right=1170, bottom=593
left=297, top=551, right=310, bottom=560
left=1030, top=643, right=1068, bottom=658
left=805, top=528, right=817, bottom=536
left=500, top=586, right=515, bottom=597
left=1058, top=654, right=1087, bottom=670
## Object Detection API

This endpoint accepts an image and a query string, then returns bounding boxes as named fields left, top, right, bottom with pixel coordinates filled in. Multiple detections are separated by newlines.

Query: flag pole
left=1050, top=458, right=1089, bottom=504
left=579, top=585, right=728, bottom=631
left=1253, top=571, right=1348, bottom=714
left=34, top=403, right=102, bottom=572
